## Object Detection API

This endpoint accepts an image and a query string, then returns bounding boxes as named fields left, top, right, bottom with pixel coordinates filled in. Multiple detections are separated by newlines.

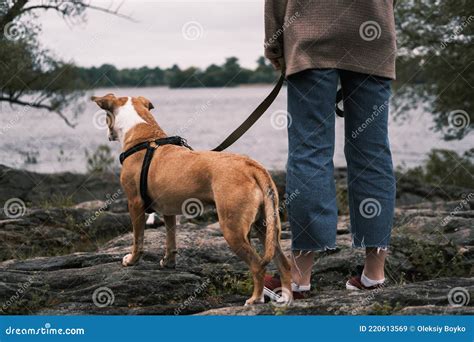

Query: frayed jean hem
left=291, top=245, right=337, bottom=253
left=351, top=244, right=389, bottom=253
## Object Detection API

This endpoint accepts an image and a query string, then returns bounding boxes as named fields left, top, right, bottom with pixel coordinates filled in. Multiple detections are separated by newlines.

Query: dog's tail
left=254, top=170, right=280, bottom=267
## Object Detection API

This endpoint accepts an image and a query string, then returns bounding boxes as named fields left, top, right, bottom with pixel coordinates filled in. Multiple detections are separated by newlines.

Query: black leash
left=212, top=73, right=286, bottom=152
left=211, top=69, right=344, bottom=152
left=119, top=136, right=192, bottom=213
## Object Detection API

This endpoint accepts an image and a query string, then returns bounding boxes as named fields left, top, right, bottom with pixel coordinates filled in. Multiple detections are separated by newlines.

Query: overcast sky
left=38, top=0, right=265, bottom=70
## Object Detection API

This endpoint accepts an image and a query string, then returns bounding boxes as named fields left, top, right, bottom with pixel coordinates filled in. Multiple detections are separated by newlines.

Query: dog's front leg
left=160, top=215, right=177, bottom=268
left=122, top=199, right=145, bottom=266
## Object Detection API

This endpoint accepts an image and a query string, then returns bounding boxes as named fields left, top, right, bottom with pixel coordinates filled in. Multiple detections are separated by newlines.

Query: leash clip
left=149, top=141, right=159, bottom=149
left=179, top=137, right=193, bottom=151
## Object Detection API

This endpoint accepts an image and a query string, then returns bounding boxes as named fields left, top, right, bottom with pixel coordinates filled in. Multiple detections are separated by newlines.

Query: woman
left=264, top=0, right=397, bottom=297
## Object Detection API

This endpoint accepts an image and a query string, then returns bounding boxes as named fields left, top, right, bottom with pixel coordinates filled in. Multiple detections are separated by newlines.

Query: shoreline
left=0, top=163, right=470, bottom=211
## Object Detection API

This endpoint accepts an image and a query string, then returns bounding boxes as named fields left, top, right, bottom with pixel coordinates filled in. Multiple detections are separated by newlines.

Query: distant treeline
left=75, top=55, right=426, bottom=89
left=75, top=56, right=278, bottom=88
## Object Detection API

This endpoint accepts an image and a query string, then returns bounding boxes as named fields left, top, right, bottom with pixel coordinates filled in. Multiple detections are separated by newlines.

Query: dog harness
left=119, top=136, right=192, bottom=213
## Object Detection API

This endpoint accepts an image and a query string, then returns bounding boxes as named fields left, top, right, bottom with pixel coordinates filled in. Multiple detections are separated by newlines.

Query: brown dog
left=91, top=94, right=292, bottom=305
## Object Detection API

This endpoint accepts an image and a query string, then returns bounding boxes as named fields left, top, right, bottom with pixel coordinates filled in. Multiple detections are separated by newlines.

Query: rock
left=0, top=164, right=124, bottom=207
left=197, top=278, right=474, bottom=315
left=73, top=200, right=107, bottom=211
left=0, top=224, right=249, bottom=315
left=0, top=205, right=472, bottom=315
left=0, top=207, right=132, bottom=261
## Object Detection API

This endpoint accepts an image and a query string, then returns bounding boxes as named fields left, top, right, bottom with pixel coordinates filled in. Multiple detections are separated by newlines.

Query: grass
left=37, top=194, right=75, bottom=209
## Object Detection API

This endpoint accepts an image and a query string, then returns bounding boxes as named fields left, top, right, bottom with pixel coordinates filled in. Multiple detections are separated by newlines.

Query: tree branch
left=0, top=97, right=76, bottom=128
left=20, top=1, right=136, bottom=22
left=0, top=0, right=28, bottom=32
left=80, top=2, right=136, bottom=22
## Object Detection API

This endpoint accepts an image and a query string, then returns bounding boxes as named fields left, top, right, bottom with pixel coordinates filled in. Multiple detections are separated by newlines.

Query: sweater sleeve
left=264, top=0, right=287, bottom=59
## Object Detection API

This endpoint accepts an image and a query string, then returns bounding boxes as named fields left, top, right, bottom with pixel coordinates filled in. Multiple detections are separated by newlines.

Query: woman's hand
left=269, top=58, right=281, bottom=70
left=269, top=57, right=285, bottom=72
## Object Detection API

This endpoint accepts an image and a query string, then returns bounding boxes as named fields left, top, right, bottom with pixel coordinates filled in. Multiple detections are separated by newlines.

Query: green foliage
left=394, top=236, right=467, bottom=281
left=397, top=148, right=474, bottom=188
left=75, top=56, right=279, bottom=89
left=85, top=145, right=114, bottom=173
left=394, top=0, right=473, bottom=140
left=206, top=272, right=253, bottom=296
left=38, top=194, right=74, bottom=209
left=371, top=302, right=402, bottom=315
left=336, top=184, right=349, bottom=215
left=0, top=1, right=88, bottom=126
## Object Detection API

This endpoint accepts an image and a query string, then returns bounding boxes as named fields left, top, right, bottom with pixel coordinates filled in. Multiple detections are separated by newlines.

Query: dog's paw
left=122, top=253, right=136, bottom=266
left=244, top=296, right=265, bottom=306
left=159, top=258, right=176, bottom=269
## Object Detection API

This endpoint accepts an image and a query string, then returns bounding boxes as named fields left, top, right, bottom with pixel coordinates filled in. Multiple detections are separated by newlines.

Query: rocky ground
left=0, top=164, right=472, bottom=315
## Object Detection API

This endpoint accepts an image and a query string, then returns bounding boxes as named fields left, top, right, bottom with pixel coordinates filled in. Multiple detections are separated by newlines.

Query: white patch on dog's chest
left=115, top=97, right=147, bottom=143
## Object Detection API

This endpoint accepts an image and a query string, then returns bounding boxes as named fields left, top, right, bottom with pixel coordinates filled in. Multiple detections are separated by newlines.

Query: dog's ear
left=137, top=96, right=155, bottom=110
left=91, top=94, right=116, bottom=111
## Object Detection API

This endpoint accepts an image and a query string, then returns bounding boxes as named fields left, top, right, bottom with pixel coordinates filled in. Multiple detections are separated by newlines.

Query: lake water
left=0, top=86, right=469, bottom=173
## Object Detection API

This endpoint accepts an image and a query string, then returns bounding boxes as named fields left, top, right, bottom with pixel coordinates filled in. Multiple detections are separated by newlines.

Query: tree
left=0, top=0, right=131, bottom=127
left=249, top=56, right=277, bottom=83
left=221, top=57, right=245, bottom=86
left=394, top=0, right=473, bottom=140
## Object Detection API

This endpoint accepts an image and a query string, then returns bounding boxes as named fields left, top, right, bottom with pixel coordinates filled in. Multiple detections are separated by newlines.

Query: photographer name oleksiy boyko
left=417, top=325, right=466, bottom=334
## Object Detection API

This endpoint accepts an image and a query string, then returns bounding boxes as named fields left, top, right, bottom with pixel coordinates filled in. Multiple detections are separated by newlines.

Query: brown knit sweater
left=264, top=0, right=397, bottom=79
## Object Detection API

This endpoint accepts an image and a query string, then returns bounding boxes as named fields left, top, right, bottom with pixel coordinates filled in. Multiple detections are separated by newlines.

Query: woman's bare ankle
left=290, top=251, right=315, bottom=286
left=364, top=247, right=387, bottom=280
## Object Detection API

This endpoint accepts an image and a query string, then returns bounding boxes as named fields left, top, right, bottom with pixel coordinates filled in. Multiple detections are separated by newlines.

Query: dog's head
left=91, top=94, right=155, bottom=142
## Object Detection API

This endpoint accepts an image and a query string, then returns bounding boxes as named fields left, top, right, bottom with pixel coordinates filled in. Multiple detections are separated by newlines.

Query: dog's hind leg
left=217, top=197, right=266, bottom=305
left=255, top=223, right=292, bottom=302
left=122, top=198, right=146, bottom=266
left=160, top=215, right=177, bottom=268
left=224, top=230, right=266, bottom=306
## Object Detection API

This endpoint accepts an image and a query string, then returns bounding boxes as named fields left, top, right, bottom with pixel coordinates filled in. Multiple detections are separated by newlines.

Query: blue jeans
left=286, top=68, right=396, bottom=251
